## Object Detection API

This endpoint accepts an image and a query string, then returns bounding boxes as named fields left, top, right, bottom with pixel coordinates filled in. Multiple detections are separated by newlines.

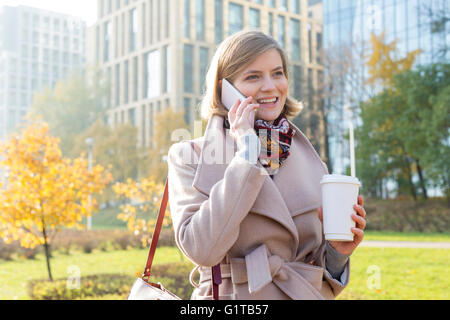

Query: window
left=279, top=0, right=288, bottom=11
left=308, top=23, right=312, bottom=63
left=249, top=8, right=260, bottom=29
left=229, top=3, right=243, bottom=35
left=115, top=64, right=120, bottom=106
left=183, top=44, right=193, bottom=93
left=184, top=0, right=190, bottom=38
left=133, top=57, right=138, bottom=101
left=268, top=12, right=273, bottom=36
left=293, top=65, right=302, bottom=100
left=196, top=0, right=205, bottom=41
left=215, top=0, right=223, bottom=44
left=290, top=18, right=300, bottom=60
left=130, top=8, right=138, bottom=52
left=291, top=0, right=300, bottom=14
left=104, top=21, right=112, bottom=62
left=124, top=60, right=129, bottom=103
left=162, top=45, right=170, bottom=93
left=146, top=50, right=161, bottom=98
left=199, top=47, right=209, bottom=93
left=278, top=16, right=285, bottom=48
left=184, top=98, right=191, bottom=125
left=128, top=108, right=136, bottom=126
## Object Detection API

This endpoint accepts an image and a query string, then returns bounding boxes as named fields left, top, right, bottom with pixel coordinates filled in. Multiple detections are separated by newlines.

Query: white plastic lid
left=320, top=174, right=360, bottom=186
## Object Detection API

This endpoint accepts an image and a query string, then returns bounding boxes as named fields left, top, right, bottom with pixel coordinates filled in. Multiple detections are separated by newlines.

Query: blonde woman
left=167, top=30, right=366, bottom=300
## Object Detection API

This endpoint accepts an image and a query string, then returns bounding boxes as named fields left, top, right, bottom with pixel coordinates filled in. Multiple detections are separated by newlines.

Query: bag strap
left=142, top=178, right=169, bottom=283
left=141, top=141, right=221, bottom=300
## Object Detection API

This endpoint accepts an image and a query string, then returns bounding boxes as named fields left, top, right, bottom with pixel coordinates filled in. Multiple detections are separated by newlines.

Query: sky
left=1, top=0, right=97, bottom=26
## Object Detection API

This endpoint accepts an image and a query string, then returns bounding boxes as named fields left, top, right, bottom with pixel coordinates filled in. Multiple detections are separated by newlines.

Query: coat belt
left=199, top=244, right=325, bottom=300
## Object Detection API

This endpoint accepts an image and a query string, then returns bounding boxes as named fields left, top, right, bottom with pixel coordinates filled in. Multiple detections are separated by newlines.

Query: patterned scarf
left=254, top=114, right=296, bottom=175
left=223, top=114, right=295, bottom=176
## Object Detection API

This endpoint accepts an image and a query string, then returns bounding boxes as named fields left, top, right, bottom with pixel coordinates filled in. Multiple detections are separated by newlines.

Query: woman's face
left=232, top=49, right=288, bottom=123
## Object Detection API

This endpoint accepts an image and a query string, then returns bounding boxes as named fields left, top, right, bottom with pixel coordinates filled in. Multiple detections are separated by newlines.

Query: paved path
left=360, top=240, right=450, bottom=249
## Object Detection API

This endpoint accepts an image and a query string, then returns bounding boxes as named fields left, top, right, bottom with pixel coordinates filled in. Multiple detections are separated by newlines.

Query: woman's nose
left=261, top=76, right=276, bottom=91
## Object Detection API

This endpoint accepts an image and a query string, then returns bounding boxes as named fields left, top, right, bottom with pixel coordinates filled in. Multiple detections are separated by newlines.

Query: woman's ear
left=218, top=79, right=222, bottom=87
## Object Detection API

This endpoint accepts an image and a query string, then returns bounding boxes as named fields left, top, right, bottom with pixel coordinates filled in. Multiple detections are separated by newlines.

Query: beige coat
left=167, top=115, right=350, bottom=300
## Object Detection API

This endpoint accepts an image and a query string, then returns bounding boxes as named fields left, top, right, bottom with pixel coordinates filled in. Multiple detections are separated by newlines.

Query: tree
left=113, top=177, right=171, bottom=248
left=0, top=120, right=112, bottom=281
left=357, top=63, right=450, bottom=200
left=30, top=68, right=108, bottom=157
left=71, top=120, right=141, bottom=207
left=366, top=32, right=422, bottom=88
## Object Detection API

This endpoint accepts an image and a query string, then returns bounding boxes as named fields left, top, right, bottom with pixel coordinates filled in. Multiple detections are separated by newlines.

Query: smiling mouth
left=257, top=97, right=278, bottom=104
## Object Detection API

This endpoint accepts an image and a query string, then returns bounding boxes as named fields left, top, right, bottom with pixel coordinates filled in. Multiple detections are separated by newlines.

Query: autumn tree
left=366, top=32, right=422, bottom=88
left=113, top=177, right=171, bottom=248
left=0, top=120, right=112, bottom=281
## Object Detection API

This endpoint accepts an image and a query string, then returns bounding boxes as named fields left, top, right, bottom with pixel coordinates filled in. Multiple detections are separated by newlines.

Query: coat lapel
left=192, top=115, right=327, bottom=244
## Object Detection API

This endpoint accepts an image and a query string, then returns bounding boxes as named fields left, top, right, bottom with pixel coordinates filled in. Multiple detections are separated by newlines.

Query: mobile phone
left=221, top=79, right=246, bottom=110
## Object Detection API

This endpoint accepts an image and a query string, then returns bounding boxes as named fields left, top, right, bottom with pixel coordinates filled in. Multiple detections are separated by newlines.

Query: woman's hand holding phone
left=228, top=96, right=259, bottom=141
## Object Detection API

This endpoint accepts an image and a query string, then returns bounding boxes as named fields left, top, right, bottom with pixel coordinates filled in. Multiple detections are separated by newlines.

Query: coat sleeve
left=316, top=240, right=351, bottom=297
left=167, top=141, right=267, bottom=267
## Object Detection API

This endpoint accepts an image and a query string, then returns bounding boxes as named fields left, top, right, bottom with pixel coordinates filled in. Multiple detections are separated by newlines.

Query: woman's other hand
left=318, top=195, right=366, bottom=256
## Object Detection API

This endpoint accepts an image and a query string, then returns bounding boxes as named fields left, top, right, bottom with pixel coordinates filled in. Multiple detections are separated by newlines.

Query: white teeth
left=258, top=98, right=277, bottom=104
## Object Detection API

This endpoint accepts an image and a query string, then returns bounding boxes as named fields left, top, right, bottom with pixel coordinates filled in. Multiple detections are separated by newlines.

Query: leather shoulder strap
left=142, top=178, right=169, bottom=282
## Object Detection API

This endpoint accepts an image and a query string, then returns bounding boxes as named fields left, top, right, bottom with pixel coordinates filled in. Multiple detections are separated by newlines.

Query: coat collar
left=192, top=115, right=328, bottom=242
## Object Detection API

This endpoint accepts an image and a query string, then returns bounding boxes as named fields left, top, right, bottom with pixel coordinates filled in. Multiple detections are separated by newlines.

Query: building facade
left=323, top=0, right=449, bottom=174
left=0, top=5, right=86, bottom=139
left=88, top=0, right=327, bottom=160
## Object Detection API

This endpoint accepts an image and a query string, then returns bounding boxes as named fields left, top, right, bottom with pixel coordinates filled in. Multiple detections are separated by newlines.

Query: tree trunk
left=404, top=159, right=417, bottom=201
left=415, top=159, right=428, bottom=200
left=42, top=221, right=53, bottom=281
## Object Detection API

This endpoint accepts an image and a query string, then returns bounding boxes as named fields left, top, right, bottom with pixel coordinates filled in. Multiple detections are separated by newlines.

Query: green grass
left=337, top=247, right=449, bottom=300
left=1, top=242, right=448, bottom=300
left=0, top=246, right=189, bottom=300
left=364, top=231, right=450, bottom=242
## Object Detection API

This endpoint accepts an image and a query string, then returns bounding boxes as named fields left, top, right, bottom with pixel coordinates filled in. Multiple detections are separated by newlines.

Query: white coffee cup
left=320, top=174, right=361, bottom=242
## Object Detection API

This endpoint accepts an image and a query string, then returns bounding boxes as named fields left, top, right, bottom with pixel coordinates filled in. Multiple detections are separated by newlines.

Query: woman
left=167, top=30, right=366, bottom=300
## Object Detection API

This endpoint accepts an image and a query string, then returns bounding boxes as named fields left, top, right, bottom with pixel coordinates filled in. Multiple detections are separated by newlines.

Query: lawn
left=1, top=242, right=448, bottom=300
left=0, top=246, right=189, bottom=300
left=336, top=247, right=449, bottom=300
left=363, top=231, right=450, bottom=242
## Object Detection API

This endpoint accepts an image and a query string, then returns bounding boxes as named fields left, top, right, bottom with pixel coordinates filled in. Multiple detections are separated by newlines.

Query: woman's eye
left=274, top=71, right=284, bottom=77
left=245, top=74, right=259, bottom=80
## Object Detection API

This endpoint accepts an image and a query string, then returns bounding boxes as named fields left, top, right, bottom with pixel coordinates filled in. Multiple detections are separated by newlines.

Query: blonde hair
left=200, top=30, right=303, bottom=120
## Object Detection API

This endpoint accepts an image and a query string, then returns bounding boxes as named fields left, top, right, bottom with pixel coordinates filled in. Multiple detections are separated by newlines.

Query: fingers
left=351, top=227, right=364, bottom=245
left=352, top=213, right=366, bottom=229
left=236, top=96, right=253, bottom=117
left=353, top=203, right=366, bottom=218
left=358, top=195, right=364, bottom=207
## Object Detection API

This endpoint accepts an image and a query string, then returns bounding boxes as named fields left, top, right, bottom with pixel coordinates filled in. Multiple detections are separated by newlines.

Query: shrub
left=28, top=274, right=134, bottom=300
left=150, top=262, right=196, bottom=300
left=27, top=262, right=195, bottom=300
left=365, top=198, right=450, bottom=232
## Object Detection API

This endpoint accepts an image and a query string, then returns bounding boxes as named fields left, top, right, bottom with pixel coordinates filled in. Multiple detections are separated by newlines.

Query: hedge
left=365, top=198, right=449, bottom=232
left=28, top=262, right=195, bottom=300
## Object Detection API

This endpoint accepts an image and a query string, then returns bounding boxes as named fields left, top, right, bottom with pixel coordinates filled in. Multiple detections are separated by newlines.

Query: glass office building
left=323, top=0, right=449, bottom=174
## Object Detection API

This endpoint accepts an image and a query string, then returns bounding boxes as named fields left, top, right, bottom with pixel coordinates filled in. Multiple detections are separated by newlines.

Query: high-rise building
left=88, top=0, right=327, bottom=161
left=0, top=5, right=86, bottom=140
left=323, top=0, right=449, bottom=174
